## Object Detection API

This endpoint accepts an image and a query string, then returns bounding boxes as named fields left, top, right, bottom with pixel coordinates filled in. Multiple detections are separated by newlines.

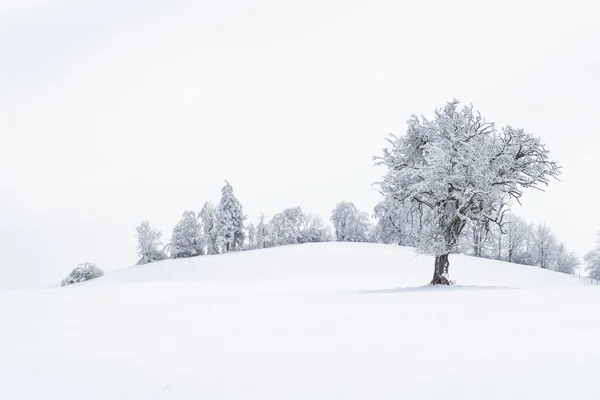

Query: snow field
left=0, top=243, right=596, bottom=399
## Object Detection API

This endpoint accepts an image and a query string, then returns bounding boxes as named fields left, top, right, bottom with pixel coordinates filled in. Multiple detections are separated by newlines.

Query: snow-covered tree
left=457, top=218, right=509, bottom=261
left=372, top=197, right=414, bottom=245
left=489, top=223, right=506, bottom=261
left=61, top=262, right=104, bottom=286
left=462, top=220, right=492, bottom=258
left=246, top=222, right=257, bottom=250
left=170, top=211, right=203, bottom=258
left=514, top=221, right=537, bottom=266
left=200, top=202, right=219, bottom=255
left=269, top=207, right=305, bottom=246
left=376, top=100, right=560, bottom=284
left=533, top=223, right=557, bottom=269
left=256, top=213, right=268, bottom=249
left=474, top=221, right=491, bottom=259
left=135, top=221, right=167, bottom=265
left=505, top=214, right=529, bottom=264
left=300, top=213, right=332, bottom=243
left=585, top=232, right=600, bottom=280
left=330, top=201, right=371, bottom=242
left=214, top=181, right=246, bottom=252
left=553, top=243, right=579, bottom=275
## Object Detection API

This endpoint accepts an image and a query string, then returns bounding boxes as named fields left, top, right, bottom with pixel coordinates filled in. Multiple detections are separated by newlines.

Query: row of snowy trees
left=250, top=208, right=331, bottom=248
left=370, top=196, right=580, bottom=275
left=133, top=181, right=379, bottom=264
left=133, top=178, right=579, bottom=277
left=134, top=181, right=246, bottom=264
left=458, top=216, right=580, bottom=274
left=67, top=99, right=586, bottom=286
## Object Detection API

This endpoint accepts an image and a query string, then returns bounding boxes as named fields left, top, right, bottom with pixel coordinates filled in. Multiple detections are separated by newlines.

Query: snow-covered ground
left=1, top=243, right=598, bottom=399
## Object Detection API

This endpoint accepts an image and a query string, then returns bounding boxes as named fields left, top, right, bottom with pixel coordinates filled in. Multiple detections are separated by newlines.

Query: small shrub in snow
left=61, top=262, right=104, bottom=286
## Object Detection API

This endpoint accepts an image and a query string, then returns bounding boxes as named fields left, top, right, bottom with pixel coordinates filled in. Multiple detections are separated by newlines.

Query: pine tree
left=214, top=181, right=246, bottom=252
left=170, top=210, right=203, bottom=258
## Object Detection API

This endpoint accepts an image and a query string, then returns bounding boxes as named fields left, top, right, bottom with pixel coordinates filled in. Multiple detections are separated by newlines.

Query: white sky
left=1, top=0, right=599, bottom=289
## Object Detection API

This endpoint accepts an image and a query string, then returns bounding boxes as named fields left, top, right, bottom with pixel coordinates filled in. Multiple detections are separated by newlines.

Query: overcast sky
left=1, top=0, right=599, bottom=289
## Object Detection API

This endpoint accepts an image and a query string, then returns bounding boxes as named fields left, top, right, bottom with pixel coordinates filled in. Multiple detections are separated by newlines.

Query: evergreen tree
left=214, top=181, right=246, bottom=252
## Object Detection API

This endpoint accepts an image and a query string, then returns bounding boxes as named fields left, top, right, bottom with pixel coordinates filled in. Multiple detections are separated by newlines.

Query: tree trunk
left=473, top=230, right=481, bottom=257
left=497, top=234, right=502, bottom=260
left=431, top=253, right=451, bottom=285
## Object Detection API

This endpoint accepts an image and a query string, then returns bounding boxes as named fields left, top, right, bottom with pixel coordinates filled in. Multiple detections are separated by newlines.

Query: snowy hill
left=1, top=243, right=598, bottom=400
left=89, top=243, right=585, bottom=290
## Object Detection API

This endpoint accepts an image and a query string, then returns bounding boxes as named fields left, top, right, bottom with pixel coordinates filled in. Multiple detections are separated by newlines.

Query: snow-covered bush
left=61, top=262, right=104, bottom=286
